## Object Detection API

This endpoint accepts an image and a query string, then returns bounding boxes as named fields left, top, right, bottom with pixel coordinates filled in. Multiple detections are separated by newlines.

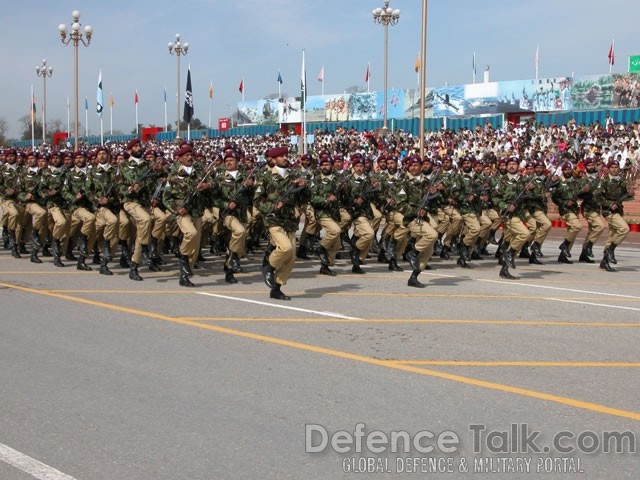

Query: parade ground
left=1, top=230, right=639, bottom=479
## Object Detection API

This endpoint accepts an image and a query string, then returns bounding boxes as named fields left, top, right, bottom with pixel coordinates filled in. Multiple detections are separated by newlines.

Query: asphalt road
left=1, top=231, right=639, bottom=479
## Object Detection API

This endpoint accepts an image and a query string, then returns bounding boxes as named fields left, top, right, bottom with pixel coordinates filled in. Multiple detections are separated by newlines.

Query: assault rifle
left=179, top=162, right=216, bottom=214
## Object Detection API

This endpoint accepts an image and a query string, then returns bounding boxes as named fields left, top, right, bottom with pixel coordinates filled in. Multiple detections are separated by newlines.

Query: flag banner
left=629, top=55, right=640, bottom=73
left=415, top=55, right=421, bottom=73
left=84, top=97, right=88, bottom=111
left=365, top=63, right=370, bottom=82
left=183, top=66, right=194, bottom=123
left=164, top=87, right=167, bottom=103
left=238, top=80, right=244, bottom=94
left=317, top=65, right=324, bottom=83
left=134, top=91, right=139, bottom=104
left=209, top=80, right=214, bottom=99
left=277, top=72, right=283, bottom=85
left=109, top=95, right=115, bottom=107
left=608, top=42, right=615, bottom=66
left=96, top=70, right=104, bottom=115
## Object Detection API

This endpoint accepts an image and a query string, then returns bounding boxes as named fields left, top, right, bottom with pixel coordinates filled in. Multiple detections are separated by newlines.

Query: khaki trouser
left=504, top=216, right=530, bottom=252
left=301, top=204, right=317, bottom=236
left=442, top=206, right=462, bottom=247
left=433, top=208, right=450, bottom=236
left=352, top=216, right=375, bottom=261
left=561, top=212, right=583, bottom=248
left=223, top=215, right=247, bottom=257
left=0, top=199, right=23, bottom=232
left=526, top=209, right=552, bottom=245
left=96, top=206, right=118, bottom=241
left=48, top=206, right=68, bottom=241
left=461, top=212, right=482, bottom=247
left=118, top=210, right=131, bottom=241
left=583, top=210, right=605, bottom=244
left=390, top=211, right=410, bottom=257
left=151, top=207, right=169, bottom=241
left=70, top=207, right=96, bottom=252
left=318, top=216, right=342, bottom=266
left=605, top=213, right=629, bottom=248
left=268, top=226, right=296, bottom=286
left=408, top=218, right=438, bottom=270
left=24, top=202, right=47, bottom=233
left=370, top=203, right=383, bottom=232
left=123, top=201, right=151, bottom=264
left=177, top=214, right=202, bottom=267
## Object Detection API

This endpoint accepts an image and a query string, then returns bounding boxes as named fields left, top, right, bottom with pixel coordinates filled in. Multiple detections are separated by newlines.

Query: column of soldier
left=0, top=139, right=634, bottom=301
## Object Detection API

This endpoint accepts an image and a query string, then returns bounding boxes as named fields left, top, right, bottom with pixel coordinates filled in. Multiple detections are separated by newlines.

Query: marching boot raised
left=579, top=242, right=594, bottom=263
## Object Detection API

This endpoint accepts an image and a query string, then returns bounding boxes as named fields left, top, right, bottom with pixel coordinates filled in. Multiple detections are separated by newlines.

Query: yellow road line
left=1, top=280, right=639, bottom=422
left=181, top=317, right=640, bottom=327
left=390, top=361, right=640, bottom=367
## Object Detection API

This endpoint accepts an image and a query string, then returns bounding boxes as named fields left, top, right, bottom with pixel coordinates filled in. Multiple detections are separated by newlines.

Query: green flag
left=629, top=55, right=640, bottom=73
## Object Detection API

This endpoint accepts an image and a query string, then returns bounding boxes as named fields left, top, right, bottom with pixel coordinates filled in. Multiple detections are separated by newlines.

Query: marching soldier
left=254, top=146, right=310, bottom=300
left=0, top=149, right=24, bottom=258
left=162, top=144, right=212, bottom=287
left=18, top=151, right=48, bottom=264
left=577, top=158, right=604, bottom=263
left=551, top=161, right=583, bottom=264
left=310, top=153, right=342, bottom=275
left=215, top=150, right=254, bottom=283
left=88, top=147, right=119, bottom=275
left=62, top=151, right=96, bottom=271
left=522, top=161, right=553, bottom=264
left=597, top=160, right=632, bottom=271
left=41, top=152, right=68, bottom=267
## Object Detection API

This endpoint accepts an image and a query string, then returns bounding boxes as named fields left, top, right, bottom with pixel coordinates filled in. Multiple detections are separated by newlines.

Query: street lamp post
left=372, top=0, right=400, bottom=131
left=58, top=10, right=92, bottom=152
left=35, top=59, right=53, bottom=146
left=168, top=34, right=189, bottom=140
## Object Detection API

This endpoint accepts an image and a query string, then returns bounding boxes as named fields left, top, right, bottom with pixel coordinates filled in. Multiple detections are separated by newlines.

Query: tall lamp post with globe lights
left=58, top=10, right=92, bottom=151
left=168, top=34, right=189, bottom=139
left=35, top=59, right=53, bottom=145
left=372, top=0, right=400, bottom=131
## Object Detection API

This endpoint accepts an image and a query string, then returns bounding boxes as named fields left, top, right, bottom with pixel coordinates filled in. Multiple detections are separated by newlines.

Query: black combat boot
left=262, top=263, right=275, bottom=289
left=405, top=248, right=420, bottom=272
left=129, top=261, right=143, bottom=281
left=99, top=239, right=113, bottom=275
left=8, top=235, right=18, bottom=254
left=270, top=283, right=291, bottom=301
left=224, top=264, right=238, bottom=283
left=65, top=239, right=76, bottom=261
left=558, top=239, right=572, bottom=258
left=142, top=244, right=161, bottom=271
left=317, top=245, right=330, bottom=266
left=457, top=245, right=470, bottom=268
left=118, top=240, right=131, bottom=268
left=19, top=242, right=28, bottom=254
left=179, top=255, right=195, bottom=287
left=531, top=241, right=544, bottom=258
left=407, top=270, right=426, bottom=288
left=608, top=244, right=618, bottom=264
left=296, top=232, right=310, bottom=260
left=2, top=228, right=8, bottom=249
left=599, top=248, right=616, bottom=272
left=319, top=264, right=337, bottom=276
left=470, top=244, right=482, bottom=260
left=579, top=243, right=594, bottom=263
left=30, top=230, right=42, bottom=263
left=440, top=245, right=451, bottom=260
left=92, top=246, right=101, bottom=265
left=229, top=252, right=243, bottom=273
left=384, top=237, right=397, bottom=262
left=529, top=248, right=543, bottom=265
left=350, top=238, right=364, bottom=274
left=52, top=239, right=65, bottom=267
left=586, top=241, right=594, bottom=258
left=149, top=236, right=164, bottom=266
left=76, top=234, right=92, bottom=271
left=499, top=263, right=517, bottom=279
left=519, top=242, right=531, bottom=259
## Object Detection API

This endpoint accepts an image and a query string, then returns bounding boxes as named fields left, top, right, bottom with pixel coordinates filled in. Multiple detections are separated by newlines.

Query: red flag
left=134, top=90, right=139, bottom=104
left=238, top=80, right=244, bottom=94
left=608, top=42, right=615, bottom=66
left=365, top=63, right=370, bottom=82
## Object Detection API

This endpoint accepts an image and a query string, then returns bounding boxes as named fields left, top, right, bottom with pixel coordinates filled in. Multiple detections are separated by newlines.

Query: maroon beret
left=174, top=145, right=193, bottom=158
left=266, top=146, right=288, bottom=158
left=127, top=138, right=141, bottom=149
left=607, top=159, right=619, bottom=168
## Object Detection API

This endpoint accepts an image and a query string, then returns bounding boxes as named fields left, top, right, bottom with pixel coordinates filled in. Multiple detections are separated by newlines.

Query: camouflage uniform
left=62, top=164, right=95, bottom=270
left=17, top=165, right=47, bottom=262
left=0, top=157, right=24, bottom=257
left=88, top=164, right=120, bottom=274
left=40, top=165, right=69, bottom=267
left=596, top=165, right=631, bottom=271
left=551, top=170, right=583, bottom=262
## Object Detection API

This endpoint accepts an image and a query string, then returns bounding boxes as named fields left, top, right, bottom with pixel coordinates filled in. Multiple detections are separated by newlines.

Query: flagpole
left=208, top=81, right=212, bottom=129
left=31, top=85, right=35, bottom=150
left=164, top=87, right=168, bottom=132
left=301, top=50, right=306, bottom=155
left=242, top=77, right=245, bottom=102
left=473, top=51, right=476, bottom=83
left=135, top=91, right=139, bottom=135
left=367, top=62, right=370, bottom=93
left=66, top=96, right=70, bottom=139
left=100, top=118, right=104, bottom=145
left=535, top=45, right=539, bottom=80
left=84, top=99, right=88, bottom=139
left=109, top=94, right=113, bottom=136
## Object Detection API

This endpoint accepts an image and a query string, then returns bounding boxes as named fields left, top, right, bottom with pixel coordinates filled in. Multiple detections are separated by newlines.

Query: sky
left=0, top=0, right=637, bottom=139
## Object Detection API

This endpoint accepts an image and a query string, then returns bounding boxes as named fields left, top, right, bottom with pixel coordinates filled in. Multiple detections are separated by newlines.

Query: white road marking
left=196, top=292, right=363, bottom=320
left=478, top=279, right=640, bottom=299
left=545, top=298, right=640, bottom=312
left=0, top=443, right=78, bottom=480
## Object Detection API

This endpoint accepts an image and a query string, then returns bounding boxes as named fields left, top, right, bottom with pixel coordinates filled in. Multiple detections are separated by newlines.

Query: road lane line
left=391, top=361, right=640, bottom=367
left=0, top=443, right=77, bottom=480
left=478, top=279, right=640, bottom=299
left=195, top=292, right=363, bottom=320
left=546, top=297, right=640, bottom=312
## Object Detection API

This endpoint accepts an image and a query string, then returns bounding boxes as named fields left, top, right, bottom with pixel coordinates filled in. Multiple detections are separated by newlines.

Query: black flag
left=183, top=66, right=194, bottom=123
